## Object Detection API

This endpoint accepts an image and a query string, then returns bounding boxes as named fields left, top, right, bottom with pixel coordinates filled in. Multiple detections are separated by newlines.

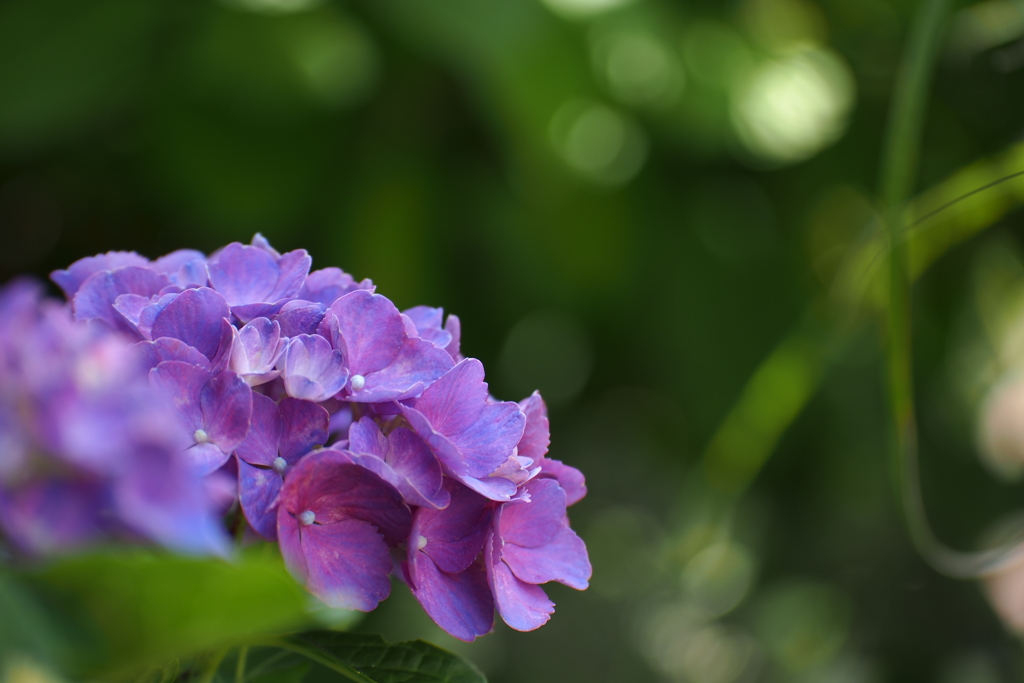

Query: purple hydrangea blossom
left=406, top=480, right=494, bottom=641
left=400, top=359, right=527, bottom=501
left=236, top=393, right=328, bottom=540
left=0, top=279, right=229, bottom=556
left=277, top=450, right=411, bottom=611
left=486, top=478, right=591, bottom=631
left=41, top=234, right=590, bottom=641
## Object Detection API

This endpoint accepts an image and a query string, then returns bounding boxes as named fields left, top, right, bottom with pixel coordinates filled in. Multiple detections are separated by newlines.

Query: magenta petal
left=502, top=524, right=591, bottom=590
left=498, top=479, right=565, bottom=548
left=149, top=361, right=208, bottom=432
left=409, top=553, right=494, bottom=642
left=208, top=243, right=278, bottom=306
left=150, top=288, right=231, bottom=361
left=412, top=360, right=487, bottom=435
left=236, top=393, right=281, bottom=466
left=296, top=519, right=393, bottom=611
left=539, top=458, right=587, bottom=506
left=278, top=506, right=309, bottom=583
left=238, top=459, right=283, bottom=541
left=51, top=251, right=149, bottom=299
left=281, top=453, right=411, bottom=546
left=487, top=534, right=553, bottom=631
left=73, top=267, right=170, bottom=333
left=279, top=398, right=329, bottom=461
left=517, top=392, right=550, bottom=460
left=200, top=371, right=252, bottom=453
left=353, top=338, right=454, bottom=403
left=330, top=290, right=404, bottom=375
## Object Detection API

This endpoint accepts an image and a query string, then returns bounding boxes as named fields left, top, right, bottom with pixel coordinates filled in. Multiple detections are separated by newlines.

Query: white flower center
left=193, top=429, right=209, bottom=444
left=273, top=457, right=287, bottom=473
left=350, top=374, right=366, bottom=391
left=416, top=534, right=428, bottom=550
left=299, top=510, right=316, bottom=526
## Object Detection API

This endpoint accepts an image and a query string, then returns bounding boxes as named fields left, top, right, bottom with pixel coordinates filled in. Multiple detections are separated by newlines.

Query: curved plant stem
left=197, top=649, right=228, bottom=683
left=257, top=640, right=377, bottom=683
left=882, top=0, right=1024, bottom=577
left=234, top=646, right=249, bottom=683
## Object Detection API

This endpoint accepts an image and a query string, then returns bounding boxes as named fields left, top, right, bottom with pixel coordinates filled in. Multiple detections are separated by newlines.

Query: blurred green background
left=6, top=0, right=1024, bottom=680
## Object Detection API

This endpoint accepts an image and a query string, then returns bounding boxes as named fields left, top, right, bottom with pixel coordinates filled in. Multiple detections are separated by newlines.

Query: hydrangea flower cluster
left=0, top=280, right=228, bottom=557
left=32, top=234, right=591, bottom=640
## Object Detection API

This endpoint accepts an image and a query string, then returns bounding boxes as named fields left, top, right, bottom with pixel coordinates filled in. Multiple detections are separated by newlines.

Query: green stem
left=197, top=649, right=228, bottom=683
left=235, top=646, right=249, bottom=683
left=881, top=0, right=1024, bottom=578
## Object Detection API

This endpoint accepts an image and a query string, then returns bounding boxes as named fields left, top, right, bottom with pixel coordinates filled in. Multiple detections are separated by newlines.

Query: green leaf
left=268, top=632, right=486, bottom=683
left=0, top=570, right=73, bottom=670
left=20, top=548, right=313, bottom=680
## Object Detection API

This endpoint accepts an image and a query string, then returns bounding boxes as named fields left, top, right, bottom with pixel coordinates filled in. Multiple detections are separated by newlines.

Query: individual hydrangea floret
left=277, top=451, right=411, bottom=611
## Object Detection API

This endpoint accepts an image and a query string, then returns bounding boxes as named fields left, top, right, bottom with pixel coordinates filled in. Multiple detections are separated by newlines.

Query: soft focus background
left=6, top=0, right=1024, bottom=680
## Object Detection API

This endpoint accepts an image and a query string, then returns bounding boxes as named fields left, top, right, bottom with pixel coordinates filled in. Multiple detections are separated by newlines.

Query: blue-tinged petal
left=236, top=392, right=281, bottom=467
left=279, top=397, right=329, bottom=462
left=267, top=249, right=311, bottom=302
left=51, top=251, right=149, bottom=299
left=298, top=519, right=393, bottom=611
left=149, top=361, right=208, bottom=433
left=116, top=446, right=231, bottom=556
left=386, top=428, right=448, bottom=510
left=186, top=442, right=231, bottom=477
left=282, top=335, right=348, bottom=402
left=408, top=552, right=493, bottom=642
left=329, top=290, right=404, bottom=375
left=238, top=459, right=283, bottom=541
left=200, top=370, right=252, bottom=454
left=351, top=337, right=454, bottom=403
left=150, top=288, right=231, bottom=361
left=415, top=480, right=490, bottom=574
left=298, top=267, right=373, bottom=307
left=274, top=301, right=325, bottom=337
left=208, top=243, right=278, bottom=306
left=0, top=479, right=106, bottom=555
left=73, top=267, right=169, bottom=334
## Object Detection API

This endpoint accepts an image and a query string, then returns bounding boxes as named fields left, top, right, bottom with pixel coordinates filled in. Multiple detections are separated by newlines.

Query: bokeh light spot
left=731, top=46, right=855, bottom=165
left=549, top=100, right=648, bottom=185
left=591, top=29, right=685, bottom=108
left=498, top=310, right=593, bottom=408
left=539, top=0, right=634, bottom=21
